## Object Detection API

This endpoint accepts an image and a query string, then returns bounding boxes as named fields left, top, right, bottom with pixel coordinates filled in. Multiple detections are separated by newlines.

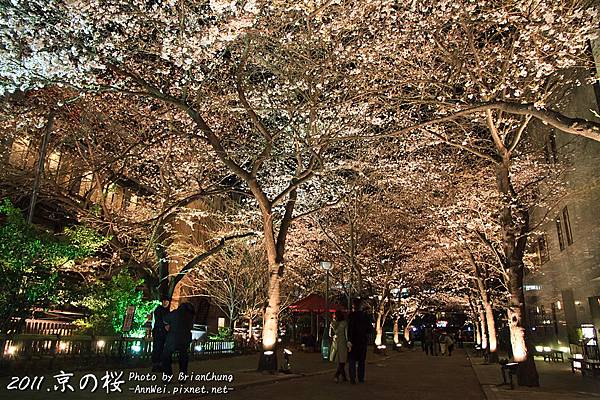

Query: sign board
left=122, top=305, right=136, bottom=332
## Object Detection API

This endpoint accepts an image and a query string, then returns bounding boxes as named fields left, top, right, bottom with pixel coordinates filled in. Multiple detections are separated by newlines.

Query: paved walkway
left=225, top=348, right=484, bottom=400
left=467, top=351, right=600, bottom=400
left=1, top=346, right=599, bottom=399
left=0, top=350, right=335, bottom=400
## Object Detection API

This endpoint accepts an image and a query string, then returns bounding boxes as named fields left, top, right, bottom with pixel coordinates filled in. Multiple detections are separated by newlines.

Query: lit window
left=524, top=285, right=542, bottom=291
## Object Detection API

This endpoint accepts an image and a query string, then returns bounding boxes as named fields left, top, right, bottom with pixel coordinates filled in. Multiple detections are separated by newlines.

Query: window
left=544, top=132, right=558, bottom=163
left=537, top=235, right=549, bottom=264
left=47, top=150, right=62, bottom=177
left=562, top=206, right=573, bottom=245
left=79, top=172, right=94, bottom=197
left=128, top=194, right=138, bottom=211
left=9, top=136, right=33, bottom=168
left=555, top=216, right=565, bottom=251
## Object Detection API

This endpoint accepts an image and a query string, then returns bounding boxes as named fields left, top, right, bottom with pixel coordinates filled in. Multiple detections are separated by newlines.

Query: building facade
left=525, top=64, right=600, bottom=354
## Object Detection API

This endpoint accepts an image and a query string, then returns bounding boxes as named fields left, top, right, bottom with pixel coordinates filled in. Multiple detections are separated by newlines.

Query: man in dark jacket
left=161, top=301, right=195, bottom=377
left=347, top=298, right=372, bottom=384
left=151, top=297, right=170, bottom=372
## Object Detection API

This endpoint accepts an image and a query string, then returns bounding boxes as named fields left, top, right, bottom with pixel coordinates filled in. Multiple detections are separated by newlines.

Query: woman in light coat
left=332, top=310, right=349, bottom=382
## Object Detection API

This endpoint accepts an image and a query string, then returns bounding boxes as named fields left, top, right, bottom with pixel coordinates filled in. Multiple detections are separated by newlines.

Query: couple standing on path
left=151, top=297, right=196, bottom=378
left=423, top=327, right=455, bottom=356
left=330, top=298, right=372, bottom=384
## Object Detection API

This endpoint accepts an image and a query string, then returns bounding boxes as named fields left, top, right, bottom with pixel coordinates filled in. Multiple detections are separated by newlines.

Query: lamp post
left=320, top=260, right=333, bottom=360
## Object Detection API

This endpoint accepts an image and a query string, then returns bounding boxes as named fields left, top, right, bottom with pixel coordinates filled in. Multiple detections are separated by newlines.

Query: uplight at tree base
left=262, top=330, right=277, bottom=350
left=510, top=329, right=528, bottom=362
left=512, top=343, right=527, bottom=362
left=374, top=334, right=383, bottom=346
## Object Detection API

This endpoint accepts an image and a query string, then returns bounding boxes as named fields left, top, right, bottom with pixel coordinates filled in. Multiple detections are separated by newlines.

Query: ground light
left=280, top=349, right=292, bottom=374
left=259, top=350, right=277, bottom=372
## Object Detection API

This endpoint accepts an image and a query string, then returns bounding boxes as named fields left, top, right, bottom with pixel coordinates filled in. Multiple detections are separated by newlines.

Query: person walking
left=332, top=310, right=349, bottom=382
left=151, top=296, right=170, bottom=372
left=161, top=301, right=195, bottom=380
left=431, top=329, right=439, bottom=356
left=439, top=332, right=449, bottom=356
left=446, top=333, right=455, bottom=356
left=423, top=327, right=434, bottom=356
left=347, top=298, right=372, bottom=384
left=329, top=312, right=338, bottom=363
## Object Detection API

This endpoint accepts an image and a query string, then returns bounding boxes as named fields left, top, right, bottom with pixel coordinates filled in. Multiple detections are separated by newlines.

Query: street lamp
left=320, top=260, right=333, bottom=360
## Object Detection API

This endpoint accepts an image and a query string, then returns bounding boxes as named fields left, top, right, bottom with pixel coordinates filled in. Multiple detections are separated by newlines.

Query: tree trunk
left=484, top=301, right=499, bottom=362
left=404, top=311, right=418, bottom=342
left=257, top=212, right=282, bottom=371
left=393, top=317, right=399, bottom=344
left=262, top=262, right=281, bottom=350
left=495, top=158, right=539, bottom=386
left=248, top=317, right=253, bottom=342
left=374, top=312, right=384, bottom=346
left=374, top=296, right=388, bottom=348
left=403, top=325, right=411, bottom=343
left=470, top=253, right=498, bottom=362
left=484, top=301, right=498, bottom=362
left=28, top=110, right=55, bottom=223
left=477, top=303, right=488, bottom=350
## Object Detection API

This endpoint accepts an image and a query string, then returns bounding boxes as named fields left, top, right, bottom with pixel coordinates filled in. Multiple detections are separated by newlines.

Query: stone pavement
left=1, top=346, right=599, bottom=399
left=467, top=351, right=600, bottom=400
left=0, top=350, right=333, bottom=400
left=225, top=348, right=485, bottom=400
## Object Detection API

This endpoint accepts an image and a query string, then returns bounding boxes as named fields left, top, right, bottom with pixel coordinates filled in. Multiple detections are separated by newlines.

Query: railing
left=23, top=320, right=77, bottom=336
left=0, top=334, right=239, bottom=374
left=4, top=319, right=78, bottom=336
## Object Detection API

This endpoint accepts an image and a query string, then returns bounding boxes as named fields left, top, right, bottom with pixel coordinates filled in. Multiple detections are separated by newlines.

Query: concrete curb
left=466, top=354, right=498, bottom=400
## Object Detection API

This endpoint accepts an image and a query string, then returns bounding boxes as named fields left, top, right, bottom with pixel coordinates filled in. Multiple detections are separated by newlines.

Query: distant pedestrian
left=431, top=328, right=439, bottom=356
left=329, top=312, right=338, bottom=363
left=439, top=332, right=455, bottom=356
left=347, top=298, right=372, bottom=384
left=447, top=334, right=455, bottom=356
left=456, top=330, right=464, bottom=349
left=439, top=332, right=448, bottom=356
left=161, top=301, right=195, bottom=379
left=151, top=296, right=170, bottom=372
left=331, top=310, right=348, bottom=383
left=423, top=327, right=434, bottom=356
